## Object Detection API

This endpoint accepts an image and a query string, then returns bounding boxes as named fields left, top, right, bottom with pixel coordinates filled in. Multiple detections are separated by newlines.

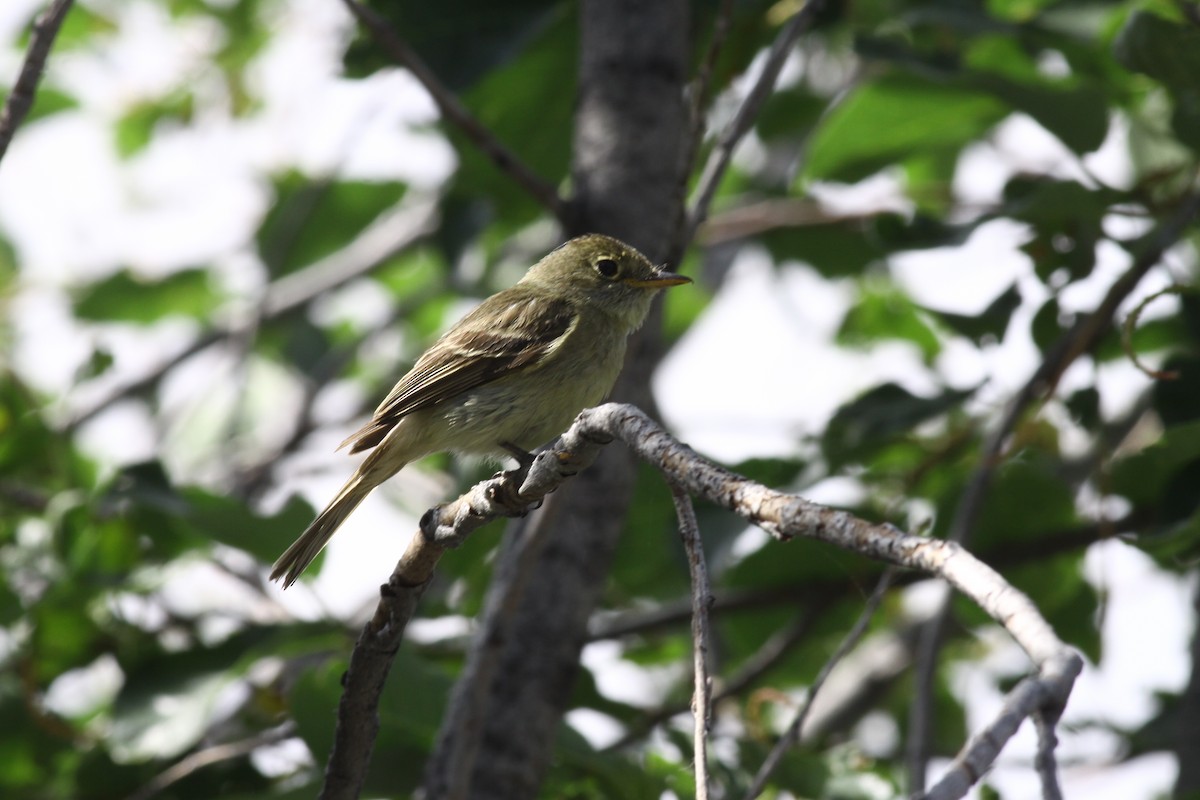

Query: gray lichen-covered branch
left=320, top=402, right=1082, bottom=800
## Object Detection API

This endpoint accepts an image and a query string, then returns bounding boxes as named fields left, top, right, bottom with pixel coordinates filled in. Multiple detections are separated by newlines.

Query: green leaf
left=1155, top=354, right=1200, bottom=426
left=111, top=670, right=231, bottom=762
left=903, top=149, right=960, bottom=214
left=1095, top=314, right=1187, bottom=363
left=803, top=74, right=1007, bottom=183
left=178, top=490, right=315, bottom=565
left=1031, top=296, right=1065, bottom=351
left=0, top=236, right=14, bottom=292
left=925, top=283, right=1021, bottom=345
left=114, top=93, right=195, bottom=158
left=343, top=0, right=564, bottom=91
left=1066, top=386, right=1101, bottom=430
left=760, top=220, right=887, bottom=277
left=661, top=251, right=710, bottom=338
left=1114, top=11, right=1200, bottom=93
left=756, top=86, right=827, bottom=141
left=735, top=739, right=830, bottom=798
left=1005, top=177, right=1109, bottom=281
left=256, top=173, right=409, bottom=278
left=870, top=212, right=976, bottom=251
left=73, top=269, right=221, bottom=325
left=106, top=464, right=315, bottom=567
left=960, top=33, right=1110, bottom=153
left=838, top=280, right=942, bottom=362
left=823, top=382, right=977, bottom=468
left=29, top=603, right=104, bottom=683
left=28, top=3, right=117, bottom=49
left=372, top=246, right=450, bottom=301
left=1004, top=175, right=1113, bottom=227
left=25, top=89, right=77, bottom=124
left=970, top=454, right=1079, bottom=549
left=447, top=5, right=576, bottom=229
left=109, top=629, right=283, bottom=763
left=611, top=464, right=689, bottom=601
left=1172, top=89, right=1200, bottom=153
left=985, top=0, right=1058, bottom=23
left=1134, top=505, right=1200, bottom=569
left=1110, top=420, right=1200, bottom=508
left=547, top=726, right=669, bottom=800
left=256, top=315, right=336, bottom=376
left=975, top=76, right=1109, bottom=154
left=291, top=650, right=450, bottom=796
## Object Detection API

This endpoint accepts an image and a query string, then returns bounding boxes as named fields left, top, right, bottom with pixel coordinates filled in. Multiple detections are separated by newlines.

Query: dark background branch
left=0, top=0, right=74, bottom=165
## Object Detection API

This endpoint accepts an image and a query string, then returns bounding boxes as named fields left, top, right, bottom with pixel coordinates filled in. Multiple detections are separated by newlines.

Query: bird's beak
left=625, top=269, right=692, bottom=289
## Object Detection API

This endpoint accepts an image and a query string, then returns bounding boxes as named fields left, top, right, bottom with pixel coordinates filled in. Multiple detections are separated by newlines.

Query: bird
left=270, top=233, right=691, bottom=587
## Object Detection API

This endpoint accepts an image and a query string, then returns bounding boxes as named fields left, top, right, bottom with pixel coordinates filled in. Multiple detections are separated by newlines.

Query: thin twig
left=321, top=403, right=1081, bottom=800
left=670, top=0, right=735, bottom=259
left=1121, top=283, right=1187, bottom=380
left=1032, top=707, right=1065, bottom=800
left=908, top=174, right=1200, bottom=791
left=741, top=568, right=897, bottom=800
left=923, top=653, right=1079, bottom=800
left=601, top=608, right=820, bottom=753
left=686, top=0, right=825, bottom=236
left=337, top=0, right=565, bottom=220
left=588, top=507, right=1126, bottom=644
left=949, top=175, right=1200, bottom=547
left=672, top=486, right=714, bottom=800
left=65, top=198, right=437, bottom=432
left=0, top=0, right=74, bottom=166
left=234, top=281, right=447, bottom=499
left=125, top=724, right=296, bottom=800
left=688, top=0, right=735, bottom=142
left=907, top=584, right=952, bottom=793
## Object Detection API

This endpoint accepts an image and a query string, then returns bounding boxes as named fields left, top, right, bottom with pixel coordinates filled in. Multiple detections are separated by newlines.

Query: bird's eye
left=595, top=258, right=620, bottom=279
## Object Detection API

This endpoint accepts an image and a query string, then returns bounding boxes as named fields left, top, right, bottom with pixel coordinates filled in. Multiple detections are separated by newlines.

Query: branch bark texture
left=419, top=2, right=691, bottom=798
left=327, top=403, right=1082, bottom=800
left=0, top=0, right=74, bottom=166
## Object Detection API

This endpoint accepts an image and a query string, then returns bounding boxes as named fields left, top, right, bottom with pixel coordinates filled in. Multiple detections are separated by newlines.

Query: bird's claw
left=499, top=440, right=537, bottom=471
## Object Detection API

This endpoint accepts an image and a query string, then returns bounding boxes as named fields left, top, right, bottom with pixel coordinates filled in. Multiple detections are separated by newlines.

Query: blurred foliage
left=2, top=0, right=1199, bottom=797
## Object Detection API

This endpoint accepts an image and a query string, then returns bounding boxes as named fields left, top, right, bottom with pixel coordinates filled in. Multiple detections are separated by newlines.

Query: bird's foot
left=499, top=441, right=537, bottom=471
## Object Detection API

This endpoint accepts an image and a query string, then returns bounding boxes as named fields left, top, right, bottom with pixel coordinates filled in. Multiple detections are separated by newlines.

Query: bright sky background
left=1, top=1, right=1193, bottom=797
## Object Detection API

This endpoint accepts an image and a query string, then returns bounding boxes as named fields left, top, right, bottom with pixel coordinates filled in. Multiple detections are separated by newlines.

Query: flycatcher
left=271, top=234, right=690, bottom=587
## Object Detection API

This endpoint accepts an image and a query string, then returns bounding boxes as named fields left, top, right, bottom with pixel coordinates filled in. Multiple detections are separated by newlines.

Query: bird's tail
left=270, top=471, right=377, bottom=589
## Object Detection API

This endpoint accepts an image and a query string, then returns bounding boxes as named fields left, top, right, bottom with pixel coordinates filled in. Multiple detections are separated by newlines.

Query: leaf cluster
left=2, top=0, right=1199, bottom=797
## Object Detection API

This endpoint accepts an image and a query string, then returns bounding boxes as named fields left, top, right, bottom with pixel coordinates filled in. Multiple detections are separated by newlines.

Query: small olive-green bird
left=270, top=234, right=690, bottom=588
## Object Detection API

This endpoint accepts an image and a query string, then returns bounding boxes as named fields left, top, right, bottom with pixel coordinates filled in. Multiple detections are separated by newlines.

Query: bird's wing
left=340, top=290, right=578, bottom=453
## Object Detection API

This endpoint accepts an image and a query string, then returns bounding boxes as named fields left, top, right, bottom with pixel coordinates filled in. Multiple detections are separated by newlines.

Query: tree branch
left=126, top=723, right=296, bottom=800
left=337, top=0, right=566, bottom=220
left=668, top=0, right=734, bottom=262
left=686, top=0, right=825, bottom=236
left=317, top=403, right=1081, bottom=800
left=909, top=173, right=1200, bottom=791
left=65, top=197, right=437, bottom=432
left=234, top=281, right=448, bottom=500
left=600, top=605, right=823, bottom=753
left=949, top=176, right=1200, bottom=546
left=923, top=656, right=1077, bottom=800
left=0, top=0, right=74, bottom=167
left=687, top=0, right=734, bottom=148
left=741, top=568, right=896, bottom=800
left=1032, top=707, right=1065, bottom=800
left=673, top=487, right=713, bottom=799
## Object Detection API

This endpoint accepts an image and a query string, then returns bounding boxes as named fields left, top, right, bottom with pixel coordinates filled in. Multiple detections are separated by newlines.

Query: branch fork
left=318, top=402, right=1083, bottom=800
